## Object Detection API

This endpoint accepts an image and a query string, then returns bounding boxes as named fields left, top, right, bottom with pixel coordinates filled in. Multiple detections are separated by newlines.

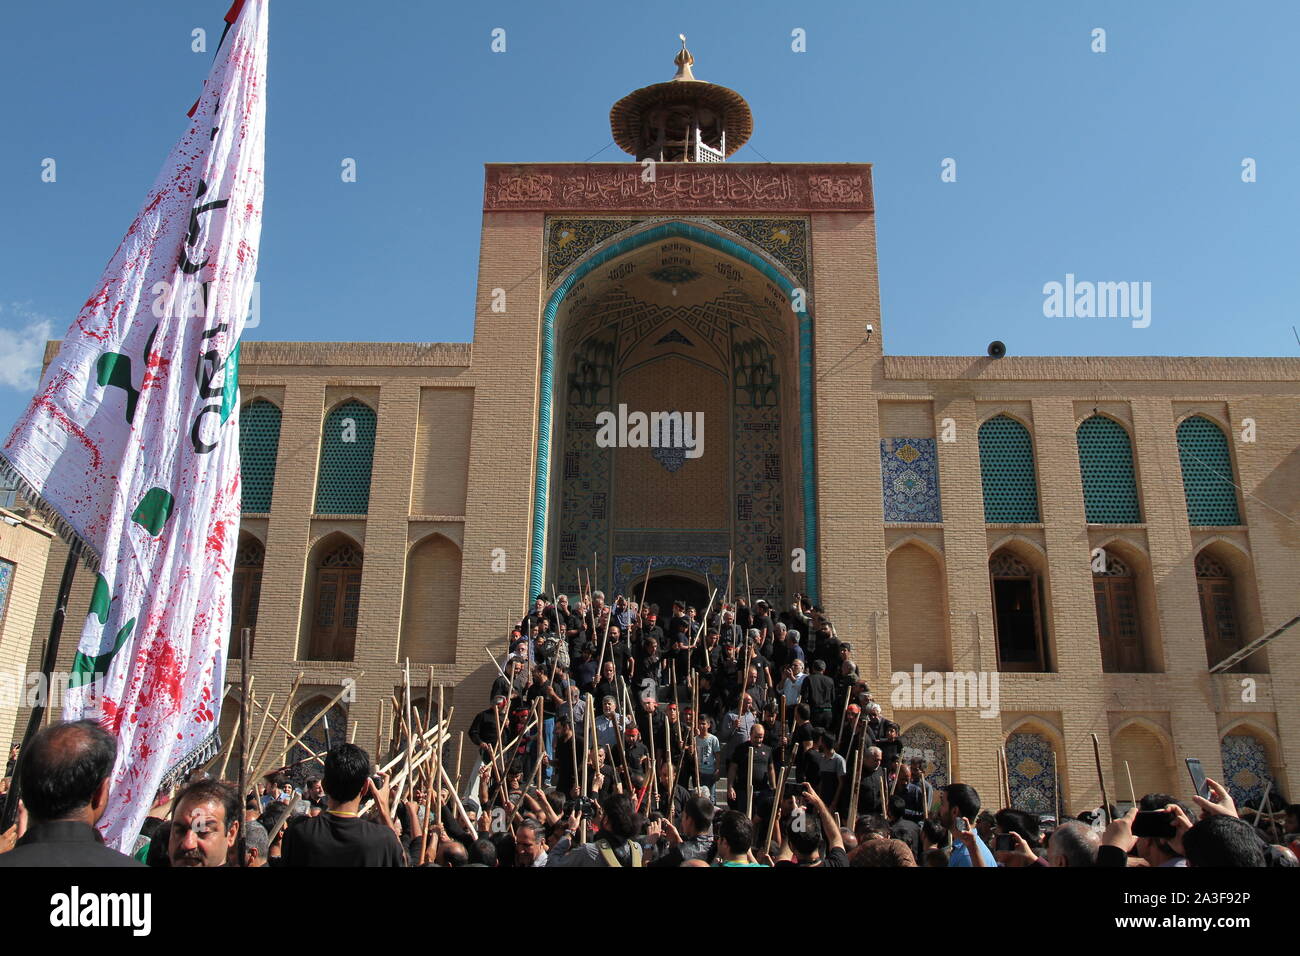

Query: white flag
left=0, top=0, right=267, bottom=849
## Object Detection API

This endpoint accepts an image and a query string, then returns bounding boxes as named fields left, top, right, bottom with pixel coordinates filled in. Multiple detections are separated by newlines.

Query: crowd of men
left=0, top=589, right=1296, bottom=868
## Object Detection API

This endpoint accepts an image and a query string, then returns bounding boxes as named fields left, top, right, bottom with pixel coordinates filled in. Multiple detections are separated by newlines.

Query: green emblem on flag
left=131, top=487, right=175, bottom=535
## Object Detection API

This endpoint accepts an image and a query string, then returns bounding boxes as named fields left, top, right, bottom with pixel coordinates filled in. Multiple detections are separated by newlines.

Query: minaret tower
left=609, top=36, right=753, bottom=162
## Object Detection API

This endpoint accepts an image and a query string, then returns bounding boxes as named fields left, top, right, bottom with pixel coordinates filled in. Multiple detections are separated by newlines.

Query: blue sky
left=1, top=0, right=1297, bottom=434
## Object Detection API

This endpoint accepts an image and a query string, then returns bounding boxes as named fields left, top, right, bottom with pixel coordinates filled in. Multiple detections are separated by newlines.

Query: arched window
left=989, top=549, right=1048, bottom=671
left=315, top=400, right=377, bottom=514
left=1196, top=552, right=1242, bottom=670
left=230, top=535, right=264, bottom=658
left=1076, top=415, right=1141, bottom=523
left=1093, top=550, right=1145, bottom=672
left=308, top=541, right=363, bottom=661
left=978, top=415, right=1040, bottom=522
left=1176, top=416, right=1240, bottom=525
left=239, top=399, right=282, bottom=513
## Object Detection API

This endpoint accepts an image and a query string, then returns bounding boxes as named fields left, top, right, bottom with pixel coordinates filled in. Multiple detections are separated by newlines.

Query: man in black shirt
left=281, top=744, right=404, bottom=867
left=492, top=657, right=528, bottom=704
left=692, top=630, right=722, bottom=675
left=783, top=782, right=849, bottom=867
left=469, top=695, right=508, bottom=762
left=727, top=723, right=776, bottom=817
left=790, top=703, right=819, bottom=784
left=857, top=745, right=886, bottom=817
left=0, top=721, right=142, bottom=868
left=800, top=659, right=837, bottom=731
left=594, top=660, right=621, bottom=710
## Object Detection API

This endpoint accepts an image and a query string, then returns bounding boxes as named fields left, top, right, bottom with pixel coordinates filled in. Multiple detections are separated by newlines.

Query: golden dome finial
left=673, top=34, right=696, bottom=81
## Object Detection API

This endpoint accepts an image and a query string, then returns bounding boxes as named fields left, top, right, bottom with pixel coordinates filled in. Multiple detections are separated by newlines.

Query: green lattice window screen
left=239, top=400, right=282, bottom=513
left=1076, top=415, right=1141, bottom=523
left=978, top=415, right=1040, bottom=522
left=315, top=400, right=377, bottom=514
left=1177, top=416, right=1240, bottom=525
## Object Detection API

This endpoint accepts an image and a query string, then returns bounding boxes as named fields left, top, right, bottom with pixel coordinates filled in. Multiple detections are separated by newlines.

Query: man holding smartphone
left=940, top=783, right=997, bottom=867
left=1130, top=794, right=1189, bottom=866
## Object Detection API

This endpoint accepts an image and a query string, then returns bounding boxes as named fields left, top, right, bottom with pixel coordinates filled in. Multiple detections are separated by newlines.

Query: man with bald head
left=0, top=720, right=141, bottom=867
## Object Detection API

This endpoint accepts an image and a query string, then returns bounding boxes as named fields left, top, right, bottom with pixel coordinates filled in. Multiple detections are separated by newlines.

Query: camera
left=564, top=796, right=597, bottom=817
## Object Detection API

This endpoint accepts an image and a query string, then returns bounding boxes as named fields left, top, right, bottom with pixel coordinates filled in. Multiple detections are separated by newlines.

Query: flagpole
left=1, top=545, right=80, bottom=831
left=237, top=626, right=250, bottom=867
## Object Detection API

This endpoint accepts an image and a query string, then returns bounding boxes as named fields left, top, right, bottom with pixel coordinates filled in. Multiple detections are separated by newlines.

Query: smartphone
left=1185, top=757, right=1209, bottom=800
left=993, top=833, right=1015, bottom=853
left=955, top=817, right=970, bottom=833
left=1133, top=810, right=1176, bottom=840
left=783, top=780, right=802, bottom=799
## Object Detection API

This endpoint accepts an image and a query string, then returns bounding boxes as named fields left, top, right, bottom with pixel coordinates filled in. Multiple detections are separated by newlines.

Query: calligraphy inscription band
left=484, top=163, right=873, bottom=213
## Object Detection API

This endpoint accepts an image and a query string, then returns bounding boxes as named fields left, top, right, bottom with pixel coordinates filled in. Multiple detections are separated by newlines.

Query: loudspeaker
left=987, top=340, right=1006, bottom=359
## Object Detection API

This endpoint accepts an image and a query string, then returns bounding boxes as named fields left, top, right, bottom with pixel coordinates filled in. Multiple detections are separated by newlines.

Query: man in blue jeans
left=527, top=665, right=564, bottom=783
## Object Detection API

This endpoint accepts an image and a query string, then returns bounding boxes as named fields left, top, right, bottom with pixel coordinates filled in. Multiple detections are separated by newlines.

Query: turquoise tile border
left=531, top=221, right=818, bottom=604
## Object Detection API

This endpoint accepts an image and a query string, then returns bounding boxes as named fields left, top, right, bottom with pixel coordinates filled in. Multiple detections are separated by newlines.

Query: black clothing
left=692, top=642, right=722, bottom=675
left=594, top=678, right=621, bottom=708
left=858, top=767, right=887, bottom=816
left=0, top=821, right=143, bottom=867
left=649, top=832, right=713, bottom=867
left=281, top=812, right=405, bottom=867
left=800, top=673, right=837, bottom=728
left=468, top=706, right=504, bottom=754
left=730, top=742, right=774, bottom=802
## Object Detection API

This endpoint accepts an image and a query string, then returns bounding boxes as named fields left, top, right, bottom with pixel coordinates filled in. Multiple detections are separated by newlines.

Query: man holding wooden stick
left=727, top=723, right=776, bottom=820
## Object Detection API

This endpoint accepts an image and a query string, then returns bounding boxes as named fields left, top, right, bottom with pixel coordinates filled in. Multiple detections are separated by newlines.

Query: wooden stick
left=1124, top=760, right=1137, bottom=811
left=765, top=764, right=788, bottom=856
left=639, top=558, right=654, bottom=637
left=581, top=693, right=595, bottom=800
left=253, top=671, right=303, bottom=781
left=454, top=731, right=465, bottom=796
left=236, top=633, right=250, bottom=856
left=648, top=708, right=658, bottom=813
left=260, top=746, right=328, bottom=779
left=744, top=562, right=752, bottom=614
left=1091, top=733, right=1111, bottom=824
left=880, top=771, right=889, bottom=820
left=268, top=676, right=364, bottom=777
left=349, top=719, right=357, bottom=744
left=397, top=659, right=414, bottom=805
left=848, top=718, right=868, bottom=824
left=242, top=695, right=301, bottom=782
left=246, top=692, right=275, bottom=784
left=376, top=697, right=385, bottom=762
left=436, top=760, right=475, bottom=832
left=746, top=746, right=754, bottom=818
left=726, top=550, right=734, bottom=608
left=1052, top=750, right=1061, bottom=820
left=836, top=687, right=853, bottom=743
left=216, top=709, right=242, bottom=781
left=435, top=684, right=445, bottom=820
left=595, top=597, right=613, bottom=674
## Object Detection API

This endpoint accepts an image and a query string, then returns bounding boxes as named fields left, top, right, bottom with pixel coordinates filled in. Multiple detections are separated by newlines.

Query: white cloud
left=0, top=303, right=57, bottom=391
